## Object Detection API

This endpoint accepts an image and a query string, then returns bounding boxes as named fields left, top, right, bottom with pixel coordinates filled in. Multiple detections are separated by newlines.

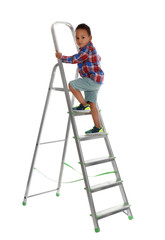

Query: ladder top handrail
left=51, top=21, right=74, bottom=30
left=51, top=21, right=79, bottom=52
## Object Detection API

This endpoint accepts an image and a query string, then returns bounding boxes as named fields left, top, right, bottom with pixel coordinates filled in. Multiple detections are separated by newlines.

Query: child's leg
left=89, top=102, right=101, bottom=129
left=68, top=83, right=88, bottom=106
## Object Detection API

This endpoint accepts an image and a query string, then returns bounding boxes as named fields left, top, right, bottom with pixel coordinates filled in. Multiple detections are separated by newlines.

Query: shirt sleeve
left=61, top=47, right=89, bottom=64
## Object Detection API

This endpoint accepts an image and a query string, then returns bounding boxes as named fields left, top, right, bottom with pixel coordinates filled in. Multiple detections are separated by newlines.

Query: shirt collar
left=79, top=41, right=92, bottom=50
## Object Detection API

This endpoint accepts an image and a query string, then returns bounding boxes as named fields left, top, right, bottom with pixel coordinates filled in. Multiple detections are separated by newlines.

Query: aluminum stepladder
left=22, top=21, right=133, bottom=233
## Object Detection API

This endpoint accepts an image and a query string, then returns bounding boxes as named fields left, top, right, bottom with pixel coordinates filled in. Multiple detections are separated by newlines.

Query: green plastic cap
left=22, top=202, right=27, bottom=206
left=95, top=228, right=100, bottom=233
left=56, top=193, right=60, bottom=197
left=128, top=216, right=134, bottom=220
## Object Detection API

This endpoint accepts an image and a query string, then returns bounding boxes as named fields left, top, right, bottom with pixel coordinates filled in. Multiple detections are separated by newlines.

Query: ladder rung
left=52, top=87, right=70, bottom=92
left=84, top=156, right=115, bottom=167
left=28, top=188, right=59, bottom=198
left=78, top=133, right=108, bottom=142
left=96, top=204, right=130, bottom=220
left=39, top=139, right=65, bottom=145
left=90, top=180, right=123, bottom=193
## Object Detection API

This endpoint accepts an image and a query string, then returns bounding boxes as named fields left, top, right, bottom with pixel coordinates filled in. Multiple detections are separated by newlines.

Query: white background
left=0, top=0, right=165, bottom=239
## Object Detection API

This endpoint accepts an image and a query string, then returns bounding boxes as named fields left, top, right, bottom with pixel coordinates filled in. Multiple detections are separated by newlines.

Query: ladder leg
left=98, top=104, right=133, bottom=219
left=22, top=64, right=59, bottom=205
left=58, top=62, right=100, bottom=231
left=56, top=96, right=75, bottom=196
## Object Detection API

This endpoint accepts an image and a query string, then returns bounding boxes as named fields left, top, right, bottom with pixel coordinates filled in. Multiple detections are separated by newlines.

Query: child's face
left=75, top=29, right=92, bottom=48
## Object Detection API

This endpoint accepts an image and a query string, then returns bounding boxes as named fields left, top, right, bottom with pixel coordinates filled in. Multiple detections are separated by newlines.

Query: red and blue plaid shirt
left=60, top=41, right=104, bottom=84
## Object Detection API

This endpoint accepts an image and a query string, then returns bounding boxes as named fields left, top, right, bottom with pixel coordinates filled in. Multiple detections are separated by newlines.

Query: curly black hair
left=75, top=23, right=91, bottom=36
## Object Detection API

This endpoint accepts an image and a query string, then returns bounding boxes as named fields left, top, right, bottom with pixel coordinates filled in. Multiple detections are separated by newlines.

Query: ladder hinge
left=90, top=214, right=98, bottom=219
left=84, top=187, right=92, bottom=192
left=78, top=162, right=86, bottom=166
left=73, top=136, right=80, bottom=140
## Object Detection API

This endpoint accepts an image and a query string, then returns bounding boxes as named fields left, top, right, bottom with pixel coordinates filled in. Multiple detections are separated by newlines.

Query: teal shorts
left=69, top=77, right=101, bottom=103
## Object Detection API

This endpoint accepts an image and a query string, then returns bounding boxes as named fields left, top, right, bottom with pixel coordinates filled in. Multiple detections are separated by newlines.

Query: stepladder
left=22, top=21, right=133, bottom=233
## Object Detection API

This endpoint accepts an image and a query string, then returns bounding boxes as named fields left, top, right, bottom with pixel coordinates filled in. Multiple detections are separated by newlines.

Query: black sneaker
left=72, top=104, right=90, bottom=112
left=85, top=126, right=104, bottom=135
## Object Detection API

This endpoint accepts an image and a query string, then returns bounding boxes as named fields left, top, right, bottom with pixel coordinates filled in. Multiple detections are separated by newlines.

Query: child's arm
left=56, top=48, right=89, bottom=64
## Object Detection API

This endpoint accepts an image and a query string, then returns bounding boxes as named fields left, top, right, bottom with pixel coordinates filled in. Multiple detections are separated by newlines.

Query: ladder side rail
left=23, top=64, right=59, bottom=204
left=56, top=95, right=74, bottom=195
left=51, top=22, right=99, bottom=230
left=98, top=104, right=133, bottom=216
left=56, top=68, right=79, bottom=195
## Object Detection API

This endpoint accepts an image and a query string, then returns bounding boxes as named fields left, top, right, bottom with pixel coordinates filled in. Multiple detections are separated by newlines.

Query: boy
left=56, top=23, right=104, bottom=135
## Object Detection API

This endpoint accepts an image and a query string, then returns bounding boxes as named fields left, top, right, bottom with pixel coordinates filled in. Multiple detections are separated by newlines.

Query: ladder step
left=78, top=133, right=108, bottom=142
left=96, top=204, right=130, bottom=220
left=71, top=111, right=91, bottom=116
left=90, top=180, right=123, bottom=193
left=71, top=109, right=101, bottom=117
left=84, top=156, right=115, bottom=167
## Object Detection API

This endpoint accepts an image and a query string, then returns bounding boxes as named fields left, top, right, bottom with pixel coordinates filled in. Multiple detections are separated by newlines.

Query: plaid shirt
left=60, top=41, right=104, bottom=84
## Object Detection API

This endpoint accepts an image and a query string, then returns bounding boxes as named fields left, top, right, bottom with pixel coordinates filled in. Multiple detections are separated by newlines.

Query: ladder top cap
left=51, top=21, right=74, bottom=29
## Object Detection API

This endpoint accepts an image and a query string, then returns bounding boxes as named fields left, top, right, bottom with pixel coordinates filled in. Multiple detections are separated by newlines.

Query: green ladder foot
left=95, top=228, right=100, bottom=233
left=56, top=193, right=60, bottom=197
left=128, top=216, right=133, bottom=220
left=22, top=201, right=27, bottom=206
